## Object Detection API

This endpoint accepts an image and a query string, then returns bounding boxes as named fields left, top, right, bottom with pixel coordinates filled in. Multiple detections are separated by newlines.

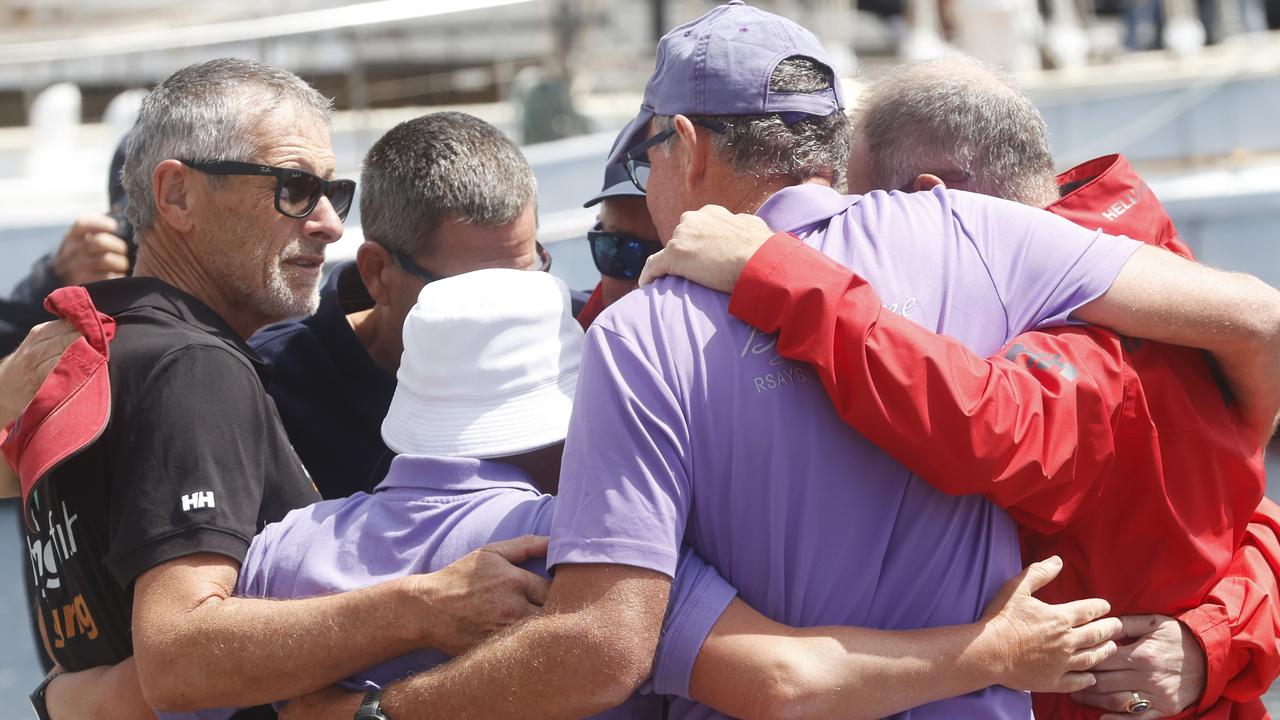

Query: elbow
left=572, top=610, right=661, bottom=712
left=748, top=650, right=843, bottom=720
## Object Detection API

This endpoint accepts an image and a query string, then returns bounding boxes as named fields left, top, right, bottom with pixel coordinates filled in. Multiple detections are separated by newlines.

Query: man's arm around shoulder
left=131, top=535, right=549, bottom=712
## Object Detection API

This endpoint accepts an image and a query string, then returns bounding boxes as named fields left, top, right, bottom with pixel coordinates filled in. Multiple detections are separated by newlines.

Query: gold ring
left=1125, top=692, right=1151, bottom=714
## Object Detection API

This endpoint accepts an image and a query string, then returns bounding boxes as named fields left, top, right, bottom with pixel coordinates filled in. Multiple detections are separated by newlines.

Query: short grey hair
left=359, top=112, right=537, bottom=256
left=654, top=56, right=850, bottom=186
left=123, top=58, right=332, bottom=234
left=854, top=58, right=1058, bottom=206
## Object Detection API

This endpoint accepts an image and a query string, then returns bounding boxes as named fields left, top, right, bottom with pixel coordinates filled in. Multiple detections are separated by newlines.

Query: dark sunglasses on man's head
left=618, top=118, right=729, bottom=193
left=588, top=226, right=662, bottom=281
left=389, top=242, right=553, bottom=286
left=180, top=159, right=356, bottom=221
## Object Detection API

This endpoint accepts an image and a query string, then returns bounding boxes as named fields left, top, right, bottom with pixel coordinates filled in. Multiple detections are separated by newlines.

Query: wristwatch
left=354, top=688, right=389, bottom=720
left=29, top=670, right=62, bottom=720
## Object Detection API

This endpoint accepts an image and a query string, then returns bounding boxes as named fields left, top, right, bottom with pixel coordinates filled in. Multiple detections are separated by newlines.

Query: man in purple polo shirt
left=313, top=4, right=1280, bottom=719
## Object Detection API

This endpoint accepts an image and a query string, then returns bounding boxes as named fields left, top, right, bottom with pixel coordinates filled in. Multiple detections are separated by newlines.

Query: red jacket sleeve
left=1181, top=496, right=1280, bottom=713
left=728, top=232, right=1127, bottom=534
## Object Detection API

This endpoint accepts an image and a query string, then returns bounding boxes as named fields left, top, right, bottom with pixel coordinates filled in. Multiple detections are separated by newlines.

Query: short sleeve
left=548, top=324, right=692, bottom=577
left=954, top=191, right=1142, bottom=335
left=104, top=345, right=281, bottom=587
left=649, top=547, right=737, bottom=699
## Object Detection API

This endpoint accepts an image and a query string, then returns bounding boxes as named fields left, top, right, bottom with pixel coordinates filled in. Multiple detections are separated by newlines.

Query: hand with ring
left=1125, top=692, right=1152, bottom=714
left=1070, top=614, right=1206, bottom=719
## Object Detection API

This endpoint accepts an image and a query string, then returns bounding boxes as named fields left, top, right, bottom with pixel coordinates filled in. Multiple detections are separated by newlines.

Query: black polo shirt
left=23, top=277, right=319, bottom=673
left=250, top=263, right=396, bottom=498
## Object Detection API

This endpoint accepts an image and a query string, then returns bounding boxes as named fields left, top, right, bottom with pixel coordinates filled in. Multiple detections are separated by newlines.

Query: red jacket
left=728, top=155, right=1278, bottom=718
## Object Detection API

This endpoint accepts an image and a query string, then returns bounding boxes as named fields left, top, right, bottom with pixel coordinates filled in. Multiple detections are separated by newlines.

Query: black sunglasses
left=390, top=242, right=553, bottom=286
left=618, top=118, right=729, bottom=193
left=180, top=159, right=356, bottom=221
left=588, top=226, right=662, bottom=280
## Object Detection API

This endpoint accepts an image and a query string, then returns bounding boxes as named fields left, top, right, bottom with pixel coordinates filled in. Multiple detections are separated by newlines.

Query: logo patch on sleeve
left=181, top=491, right=216, bottom=512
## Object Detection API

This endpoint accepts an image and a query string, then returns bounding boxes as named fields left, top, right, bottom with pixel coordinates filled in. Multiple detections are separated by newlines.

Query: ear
left=152, top=159, right=197, bottom=232
left=913, top=173, right=946, bottom=192
left=356, top=241, right=395, bottom=307
left=671, top=114, right=708, bottom=193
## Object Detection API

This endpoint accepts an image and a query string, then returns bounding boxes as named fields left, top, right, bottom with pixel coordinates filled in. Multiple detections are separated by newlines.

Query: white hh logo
left=181, top=491, right=216, bottom=512
left=1101, top=189, right=1141, bottom=222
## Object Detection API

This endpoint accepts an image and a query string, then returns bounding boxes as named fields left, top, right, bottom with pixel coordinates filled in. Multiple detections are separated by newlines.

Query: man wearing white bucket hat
left=229, top=268, right=736, bottom=720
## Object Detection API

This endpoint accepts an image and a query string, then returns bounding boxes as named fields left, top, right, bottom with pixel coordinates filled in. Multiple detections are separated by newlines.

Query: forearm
left=380, top=564, right=669, bottom=720
left=46, top=659, right=154, bottom=720
left=1075, top=245, right=1280, bottom=440
left=690, top=600, right=998, bottom=720
left=137, top=576, right=428, bottom=711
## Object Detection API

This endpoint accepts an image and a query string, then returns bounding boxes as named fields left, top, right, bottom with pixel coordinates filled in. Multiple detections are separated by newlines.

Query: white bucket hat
left=381, top=268, right=585, bottom=459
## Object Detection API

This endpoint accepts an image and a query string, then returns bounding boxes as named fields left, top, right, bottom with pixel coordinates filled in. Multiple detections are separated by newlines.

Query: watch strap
left=354, top=688, right=388, bottom=720
left=29, top=670, right=62, bottom=720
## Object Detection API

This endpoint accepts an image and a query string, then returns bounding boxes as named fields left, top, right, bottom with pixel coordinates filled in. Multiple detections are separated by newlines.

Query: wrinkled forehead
left=250, top=103, right=337, bottom=176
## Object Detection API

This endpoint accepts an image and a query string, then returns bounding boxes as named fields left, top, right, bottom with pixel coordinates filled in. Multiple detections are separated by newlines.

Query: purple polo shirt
left=548, top=184, right=1142, bottom=719
left=220, top=454, right=735, bottom=718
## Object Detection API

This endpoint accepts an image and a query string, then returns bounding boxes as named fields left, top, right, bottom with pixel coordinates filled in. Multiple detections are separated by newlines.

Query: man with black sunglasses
left=576, top=132, right=663, bottom=329
left=250, top=111, right=548, bottom=500
left=4, top=60, right=545, bottom=720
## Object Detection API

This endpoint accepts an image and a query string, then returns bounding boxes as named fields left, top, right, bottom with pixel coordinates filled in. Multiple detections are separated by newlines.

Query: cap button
left=727, top=0, right=746, bottom=5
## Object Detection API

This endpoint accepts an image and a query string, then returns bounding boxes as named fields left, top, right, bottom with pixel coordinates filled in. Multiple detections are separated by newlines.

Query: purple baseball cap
left=605, top=0, right=844, bottom=167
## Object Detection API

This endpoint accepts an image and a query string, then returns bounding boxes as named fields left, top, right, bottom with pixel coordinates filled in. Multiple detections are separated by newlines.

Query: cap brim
left=583, top=170, right=648, bottom=208
left=382, top=369, right=579, bottom=460
left=604, top=109, right=657, bottom=168
left=13, top=348, right=111, bottom=516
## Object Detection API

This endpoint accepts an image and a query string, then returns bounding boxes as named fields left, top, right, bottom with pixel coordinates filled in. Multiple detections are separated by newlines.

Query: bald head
left=849, top=58, right=1059, bottom=207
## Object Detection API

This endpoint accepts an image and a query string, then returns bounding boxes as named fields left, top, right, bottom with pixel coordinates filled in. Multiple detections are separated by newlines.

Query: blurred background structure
left=1, top=0, right=1279, bottom=715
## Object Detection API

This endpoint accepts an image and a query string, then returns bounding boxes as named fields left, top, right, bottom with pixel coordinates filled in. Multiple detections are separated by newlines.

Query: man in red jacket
left=641, top=59, right=1280, bottom=719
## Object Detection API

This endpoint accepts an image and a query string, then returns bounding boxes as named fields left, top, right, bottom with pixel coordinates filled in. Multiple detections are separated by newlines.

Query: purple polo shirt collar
left=756, top=182, right=860, bottom=233
left=375, top=454, right=540, bottom=495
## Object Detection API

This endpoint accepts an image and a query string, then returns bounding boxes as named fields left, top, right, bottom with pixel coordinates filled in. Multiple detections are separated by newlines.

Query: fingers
left=1089, top=669, right=1146, bottom=693
left=520, top=570, right=552, bottom=606
left=65, top=214, right=119, bottom=240
left=25, top=320, right=80, bottom=350
left=84, top=231, right=130, bottom=258
left=1092, top=640, right=1138, bottom=671
left=1067, top=641, right=1117, bottom=671
left=1114, top=613, right=1169, bottom=640
left=481, top=534, right=549, bottom=564
left=1069, top=616, right=1124, bottom=647
left=1014, top=555, right=1063, bottom=596
left=1046, top=672, right=1098, bottom=694
left=1071, top=688, right=1161, bottom=714
left=639, top=250, right=669, bottom=287
left=23, top=320, right=82, bottom=380
left=1058, top=597, right=1113, bottom=627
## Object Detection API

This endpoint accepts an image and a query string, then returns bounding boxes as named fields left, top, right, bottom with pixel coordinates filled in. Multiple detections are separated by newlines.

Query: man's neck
left=599, top=276, right=637, bottom=309
left=719, top=176, right=832, bottom=217
left=132, top=230, right=265, bottom=339
left=348, top=306, right=400, bottom=375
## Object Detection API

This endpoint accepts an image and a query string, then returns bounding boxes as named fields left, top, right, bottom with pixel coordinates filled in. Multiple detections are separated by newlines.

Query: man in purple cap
left=305, top=3, right=1280, bottom=718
